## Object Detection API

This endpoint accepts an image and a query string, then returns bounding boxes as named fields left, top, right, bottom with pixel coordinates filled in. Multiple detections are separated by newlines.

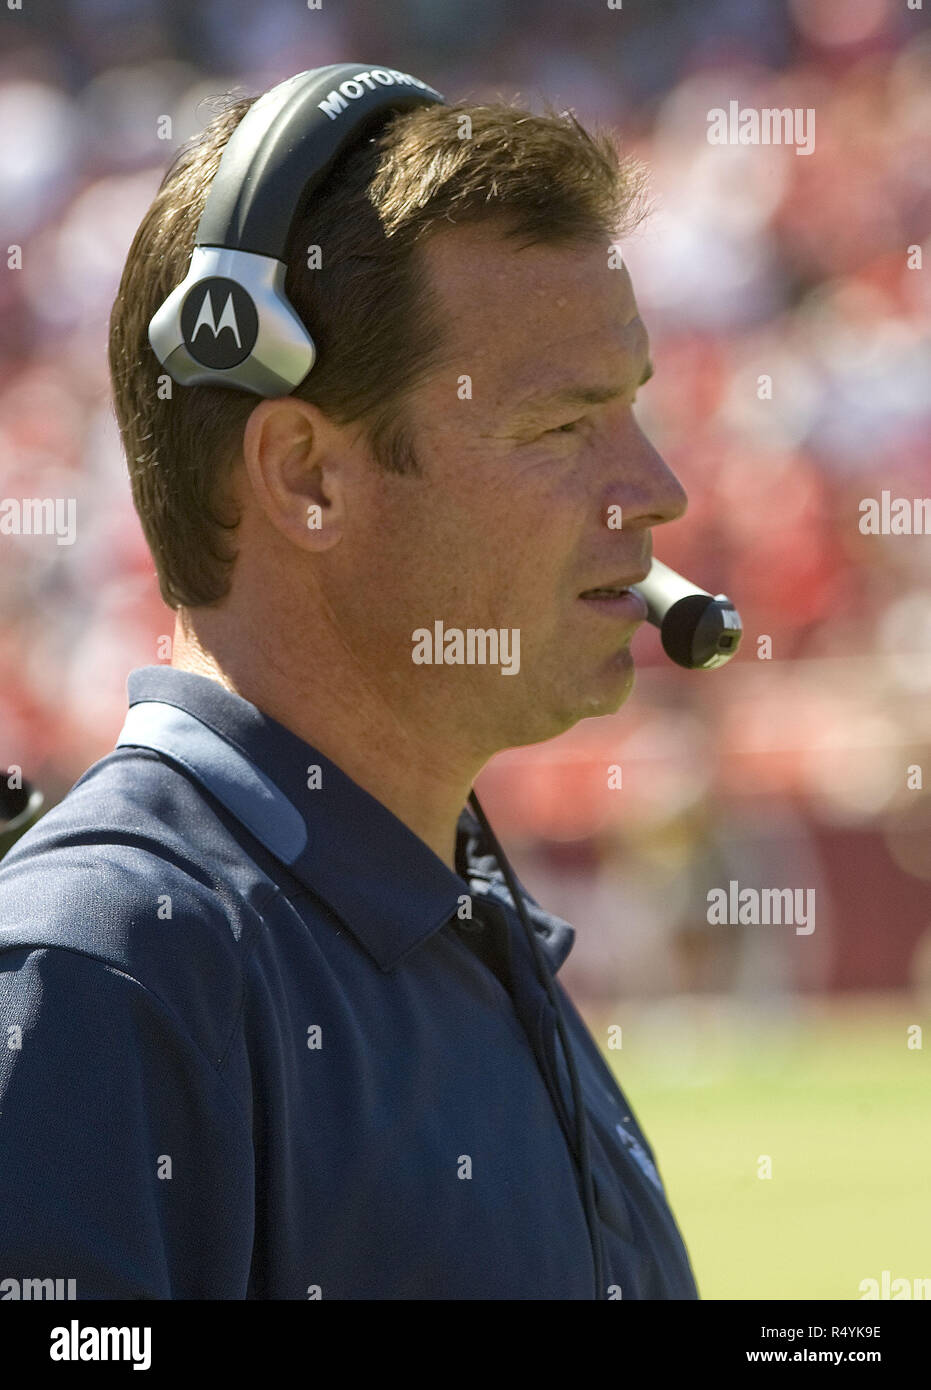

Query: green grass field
left=585, top=991, right=930, bottom=1300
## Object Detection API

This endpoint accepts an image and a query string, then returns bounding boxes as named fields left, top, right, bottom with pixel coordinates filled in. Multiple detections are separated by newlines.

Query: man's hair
left=109, top=92, right=649, bottom=609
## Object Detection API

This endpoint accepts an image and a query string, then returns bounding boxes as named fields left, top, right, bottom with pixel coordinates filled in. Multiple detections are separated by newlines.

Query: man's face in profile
left=342, top=224, right=688, bottom=753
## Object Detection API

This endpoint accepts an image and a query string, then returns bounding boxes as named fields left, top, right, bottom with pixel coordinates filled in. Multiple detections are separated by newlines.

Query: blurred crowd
left=1, top=0, right=929, bottom=1000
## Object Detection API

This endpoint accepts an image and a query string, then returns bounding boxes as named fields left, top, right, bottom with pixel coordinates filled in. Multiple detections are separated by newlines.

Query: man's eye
left=546, top=417, right=586, bottom=436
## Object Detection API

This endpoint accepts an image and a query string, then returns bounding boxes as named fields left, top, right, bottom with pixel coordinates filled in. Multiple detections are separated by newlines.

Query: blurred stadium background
left=1, top=0, right=929, bottom=1299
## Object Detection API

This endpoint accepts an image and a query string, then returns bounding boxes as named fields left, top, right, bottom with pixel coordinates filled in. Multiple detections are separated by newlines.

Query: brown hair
left=109, top=92, right=648, bottom=608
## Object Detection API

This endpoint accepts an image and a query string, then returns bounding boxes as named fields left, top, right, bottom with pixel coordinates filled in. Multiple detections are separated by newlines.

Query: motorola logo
left=317, top=69, right=441, bottom=121
left=180, top=278, right=258, bottom=369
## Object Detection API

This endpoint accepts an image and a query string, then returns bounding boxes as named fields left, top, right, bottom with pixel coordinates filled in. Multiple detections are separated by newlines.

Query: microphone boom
left=631, top=559, right=743, bottom=670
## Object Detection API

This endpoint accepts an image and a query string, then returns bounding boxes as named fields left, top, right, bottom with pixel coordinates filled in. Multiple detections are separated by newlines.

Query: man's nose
left=601, top=416, right=688, bottom=531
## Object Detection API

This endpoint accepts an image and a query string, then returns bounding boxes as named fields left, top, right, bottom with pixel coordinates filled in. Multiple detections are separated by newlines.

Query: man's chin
left=531, top=654, right=638, bottom=741
left=576, top=655, right=637, bottom=719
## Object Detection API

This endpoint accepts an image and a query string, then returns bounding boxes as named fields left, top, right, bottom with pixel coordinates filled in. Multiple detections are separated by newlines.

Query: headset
left=147, top=63, right=743, bottom=1298
left=149, top=64, right=445, bottom=394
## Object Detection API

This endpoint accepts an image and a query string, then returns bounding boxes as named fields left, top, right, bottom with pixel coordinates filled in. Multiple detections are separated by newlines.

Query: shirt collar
left=117, top=667, right=574, bottom=975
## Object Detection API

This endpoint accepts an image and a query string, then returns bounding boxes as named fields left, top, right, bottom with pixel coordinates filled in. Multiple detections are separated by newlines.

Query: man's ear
left=241, top=397, right=348, bottom=553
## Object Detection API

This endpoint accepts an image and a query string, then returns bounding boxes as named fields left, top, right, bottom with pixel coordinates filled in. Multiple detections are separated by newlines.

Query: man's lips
left=579, top=568, right=650, bottom=598
left=578, top=587, right=649, bottom=621
left=578, top=570, right=650, bottom=620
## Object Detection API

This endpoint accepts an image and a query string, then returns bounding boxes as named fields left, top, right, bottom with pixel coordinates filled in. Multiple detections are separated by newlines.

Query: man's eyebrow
left=507, top=359, right=654, bottom=424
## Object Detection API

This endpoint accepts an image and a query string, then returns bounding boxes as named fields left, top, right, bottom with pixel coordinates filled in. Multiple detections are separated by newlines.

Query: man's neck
left=170, top=613, right=476, bottom=873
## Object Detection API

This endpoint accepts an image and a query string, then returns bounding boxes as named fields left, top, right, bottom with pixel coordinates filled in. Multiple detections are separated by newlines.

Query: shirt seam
left=215, top=886, right=278, bottom=1072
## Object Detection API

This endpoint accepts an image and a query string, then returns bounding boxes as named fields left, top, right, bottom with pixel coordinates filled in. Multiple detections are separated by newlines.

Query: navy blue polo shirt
left=0, top=666, right=699, bottom=1300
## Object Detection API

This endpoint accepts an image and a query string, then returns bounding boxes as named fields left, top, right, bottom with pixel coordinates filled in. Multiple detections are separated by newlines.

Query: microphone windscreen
left=660, top=594, right=717, bottom=668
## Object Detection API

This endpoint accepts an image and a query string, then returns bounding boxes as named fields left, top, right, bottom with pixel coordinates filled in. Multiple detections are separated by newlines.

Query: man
left=0, top=78, right=696, bottom=1298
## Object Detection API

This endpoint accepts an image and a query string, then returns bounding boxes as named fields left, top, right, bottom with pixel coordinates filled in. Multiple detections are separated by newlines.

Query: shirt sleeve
left=0, top=945, right=255, bottom=1299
